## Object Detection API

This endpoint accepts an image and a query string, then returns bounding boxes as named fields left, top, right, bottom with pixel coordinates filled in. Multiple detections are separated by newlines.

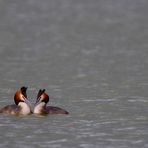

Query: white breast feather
left=18, top=102, right=31, bottom=115
left=34, top=102, right=45, bottom=114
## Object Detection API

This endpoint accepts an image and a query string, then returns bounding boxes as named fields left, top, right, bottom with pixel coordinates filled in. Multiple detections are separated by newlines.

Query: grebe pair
left=0, top=87, right=69, bottom=116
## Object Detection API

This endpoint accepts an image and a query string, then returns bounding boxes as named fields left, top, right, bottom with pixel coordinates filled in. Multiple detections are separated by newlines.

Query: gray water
left=0, top=0, right=148, bottom=147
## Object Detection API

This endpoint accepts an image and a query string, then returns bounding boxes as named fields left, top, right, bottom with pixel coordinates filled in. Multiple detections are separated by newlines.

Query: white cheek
left=40, top=96, right=44, bottom=102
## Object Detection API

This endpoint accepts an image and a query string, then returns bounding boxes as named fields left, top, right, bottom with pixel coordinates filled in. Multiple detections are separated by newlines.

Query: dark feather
left=20, top=86, right=27, bottom=98
left=37, top=89, right=46, bottom=99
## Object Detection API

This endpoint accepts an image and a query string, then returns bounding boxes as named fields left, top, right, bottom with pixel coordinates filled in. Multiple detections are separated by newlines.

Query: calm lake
left=0, top=0, right=148, bottom=148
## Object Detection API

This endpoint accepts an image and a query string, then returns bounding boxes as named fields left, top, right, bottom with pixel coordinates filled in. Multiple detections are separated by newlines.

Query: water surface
left=0, top=0, right=148, bottom=148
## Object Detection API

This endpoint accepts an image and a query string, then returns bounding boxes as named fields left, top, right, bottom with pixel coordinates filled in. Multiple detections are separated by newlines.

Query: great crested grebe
left=33, top=89, right=69, bottom=115
left=0, top=87, right=32, bottom=116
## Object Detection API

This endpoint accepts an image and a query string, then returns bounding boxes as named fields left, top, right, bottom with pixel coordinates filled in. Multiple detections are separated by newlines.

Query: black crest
left=20, top=86, right=27, bottom=98
left=37, top=89, right=46, bottom=99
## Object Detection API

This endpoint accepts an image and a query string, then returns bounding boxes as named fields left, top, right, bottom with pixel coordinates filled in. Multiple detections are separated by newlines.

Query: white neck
left=18, top=102, right=31, bottom=115
left=34, top=102, right=45, bottom=114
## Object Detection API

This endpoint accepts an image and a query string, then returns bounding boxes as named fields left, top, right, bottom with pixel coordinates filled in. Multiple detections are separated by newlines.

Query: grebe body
left=34, top=89, right=69, bottom=115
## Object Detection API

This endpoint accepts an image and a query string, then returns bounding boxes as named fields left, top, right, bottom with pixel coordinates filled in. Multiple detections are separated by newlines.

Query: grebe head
left=36, top=89, right=49, bottom=104
left=14, top=87, right=27, bottom=105
left=33, top=89, right=49, bottom=114
left=14, top=87, right=31, bottom=108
